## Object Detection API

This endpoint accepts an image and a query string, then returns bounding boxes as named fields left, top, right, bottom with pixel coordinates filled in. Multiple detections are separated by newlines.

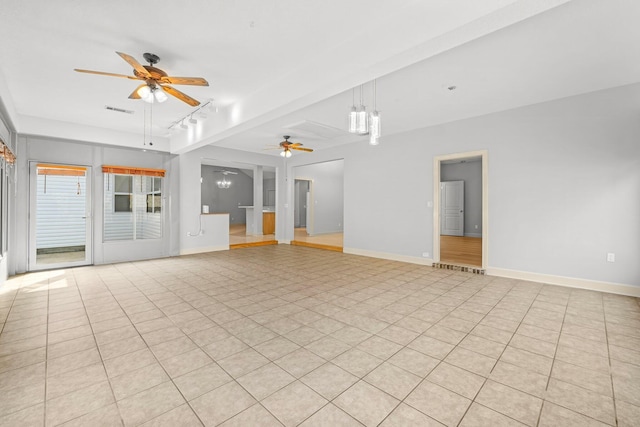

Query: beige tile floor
left=0, top=245, right=639, bottom=426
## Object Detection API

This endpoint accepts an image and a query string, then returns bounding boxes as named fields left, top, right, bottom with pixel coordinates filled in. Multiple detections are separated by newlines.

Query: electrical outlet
left=475, top=225, right=478, bottom=229
left=607, top=253, right=615, bottom=262
left=422, top=252, right=430, bottom=258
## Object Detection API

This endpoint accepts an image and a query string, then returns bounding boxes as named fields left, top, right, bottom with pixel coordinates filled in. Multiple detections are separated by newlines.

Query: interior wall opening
left=291, top=159, right=344, bottom=252
left=200, top=159, right=276, bottom=248
left=434, top=151, right=488, bottom=269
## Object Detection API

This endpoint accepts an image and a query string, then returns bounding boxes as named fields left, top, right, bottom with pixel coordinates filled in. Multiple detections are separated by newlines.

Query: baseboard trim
left=179, top=245, right=228, bottom=256
left=464, top=233, right=482, bottom=238
left=343, top=248, right=433, bottom=266
left=486, top=267, right=640, bottom=297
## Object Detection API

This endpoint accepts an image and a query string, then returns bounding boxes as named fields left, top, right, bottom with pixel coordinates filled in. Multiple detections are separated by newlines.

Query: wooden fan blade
left=116, top=52, right=151, bottom=78
left=74, top=69, right=141, bottom=80
left=290, top=142, right=303, bottom=147
left=128, top=84, right=146, bottom=99
left=159, top=76, right=209, bottom=86
left=161, top=85, right=200, bottom=106
left=291, top=146, right=313, bottom=152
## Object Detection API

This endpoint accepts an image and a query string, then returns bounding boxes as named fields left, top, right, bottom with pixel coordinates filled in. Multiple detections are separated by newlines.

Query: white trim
left=179, top=245, right=228, bottom=256
left=464, top=233, right=482, bottom=238
left=434, top=150, right=488, bottom=269
left=279, top=239, right=291, bottom=244
left=487, top=267, right=640, bottom=297
left=344, top=247, right=433, bottom=266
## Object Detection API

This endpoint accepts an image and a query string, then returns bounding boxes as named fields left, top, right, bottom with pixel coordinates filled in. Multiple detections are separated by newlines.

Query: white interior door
left=29, top=162, right=92, bottom=270
left=441, top=180, right=464, bottom=236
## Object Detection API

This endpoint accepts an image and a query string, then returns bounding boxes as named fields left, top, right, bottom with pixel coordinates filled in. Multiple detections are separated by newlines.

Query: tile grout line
left=602, top=295, right=619, bottom=427
left=534, top=288, right=569, bottom=427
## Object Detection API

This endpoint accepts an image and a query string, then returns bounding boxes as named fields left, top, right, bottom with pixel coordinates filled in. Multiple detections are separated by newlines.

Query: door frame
left=433, top=150, right=488, bottom=269
left=28, top=161, right=93, bottom=271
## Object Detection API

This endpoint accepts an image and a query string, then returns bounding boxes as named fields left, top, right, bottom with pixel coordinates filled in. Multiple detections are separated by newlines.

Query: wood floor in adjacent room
left=291, top=228, right=343, bottom=252
left=440, top=235, right=482, bottom=267
left=1, top=245, right=638, bottom=426
left=229, top=224, right=277, bottom=248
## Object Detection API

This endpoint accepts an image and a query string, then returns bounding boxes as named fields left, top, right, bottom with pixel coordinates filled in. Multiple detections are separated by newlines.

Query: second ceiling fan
left=272, top=135, right=314, bottom=158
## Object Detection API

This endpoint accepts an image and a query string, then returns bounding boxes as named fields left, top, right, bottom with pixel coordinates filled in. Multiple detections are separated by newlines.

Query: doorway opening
left=433, top=151, right=488, bottom=269
left=201, top=160, right=277, bottom=249
left=291, top=160, right=344, bottom=252
left=29, top=162, right=93, bottom=270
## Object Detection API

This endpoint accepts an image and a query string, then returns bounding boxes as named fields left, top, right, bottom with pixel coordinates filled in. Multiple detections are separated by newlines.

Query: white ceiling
left=1, top=0, right=639, bottom=156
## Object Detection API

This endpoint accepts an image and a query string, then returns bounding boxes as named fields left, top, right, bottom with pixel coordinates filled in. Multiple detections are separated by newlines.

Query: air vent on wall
left=104, top=106, right=134, bottom=114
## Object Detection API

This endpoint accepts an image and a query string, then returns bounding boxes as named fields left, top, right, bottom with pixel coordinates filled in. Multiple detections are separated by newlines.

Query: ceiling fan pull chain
left=143, top=102, right=147, bottom=146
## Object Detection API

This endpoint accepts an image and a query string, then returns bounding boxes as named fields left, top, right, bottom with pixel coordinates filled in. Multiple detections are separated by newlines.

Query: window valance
left=102, top=165, right=165, bottom=177
left=0, top=139, right=15, bottom=164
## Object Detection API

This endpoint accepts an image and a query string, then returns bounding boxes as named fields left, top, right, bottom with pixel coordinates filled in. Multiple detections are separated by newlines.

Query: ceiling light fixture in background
left=216, top=177, right=231, bottom=188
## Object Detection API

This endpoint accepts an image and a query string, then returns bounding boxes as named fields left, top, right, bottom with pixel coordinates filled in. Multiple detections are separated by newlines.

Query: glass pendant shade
left=280, top=149, right=292, bottom=158
left=357, top=106, right=369, bottom=135
left=348, top=106, right=357, bottom=133
left=369, top=111, right=381, bottom=145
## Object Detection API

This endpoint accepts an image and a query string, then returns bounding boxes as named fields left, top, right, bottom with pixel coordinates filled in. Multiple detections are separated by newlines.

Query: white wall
left=294, top=160, right=344, bottom=235
left=339, top=83, right=640, bottom=289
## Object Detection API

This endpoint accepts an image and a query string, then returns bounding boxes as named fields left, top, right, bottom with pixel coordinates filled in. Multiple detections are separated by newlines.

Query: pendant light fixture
left=347, top=80, right=381, bottom=143
left=356, top=84, right=369, bottom=135
left=369, top=79, right=381, bottom=145
left=348, top=88, right=357, bottom=133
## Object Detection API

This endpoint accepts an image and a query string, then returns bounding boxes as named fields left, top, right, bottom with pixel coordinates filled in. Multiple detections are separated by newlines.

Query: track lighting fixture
left=168, top=99, right=216, bottom=131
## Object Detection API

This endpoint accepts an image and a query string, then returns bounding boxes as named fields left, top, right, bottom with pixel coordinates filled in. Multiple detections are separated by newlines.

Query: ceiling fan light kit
left=137, top=84, right=168, bottom=103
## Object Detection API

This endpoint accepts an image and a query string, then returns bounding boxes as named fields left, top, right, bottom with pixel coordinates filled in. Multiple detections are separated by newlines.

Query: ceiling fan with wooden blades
left=74, top=52, right=209, bottom=106
left=265, top=135, right=314, bottom=157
